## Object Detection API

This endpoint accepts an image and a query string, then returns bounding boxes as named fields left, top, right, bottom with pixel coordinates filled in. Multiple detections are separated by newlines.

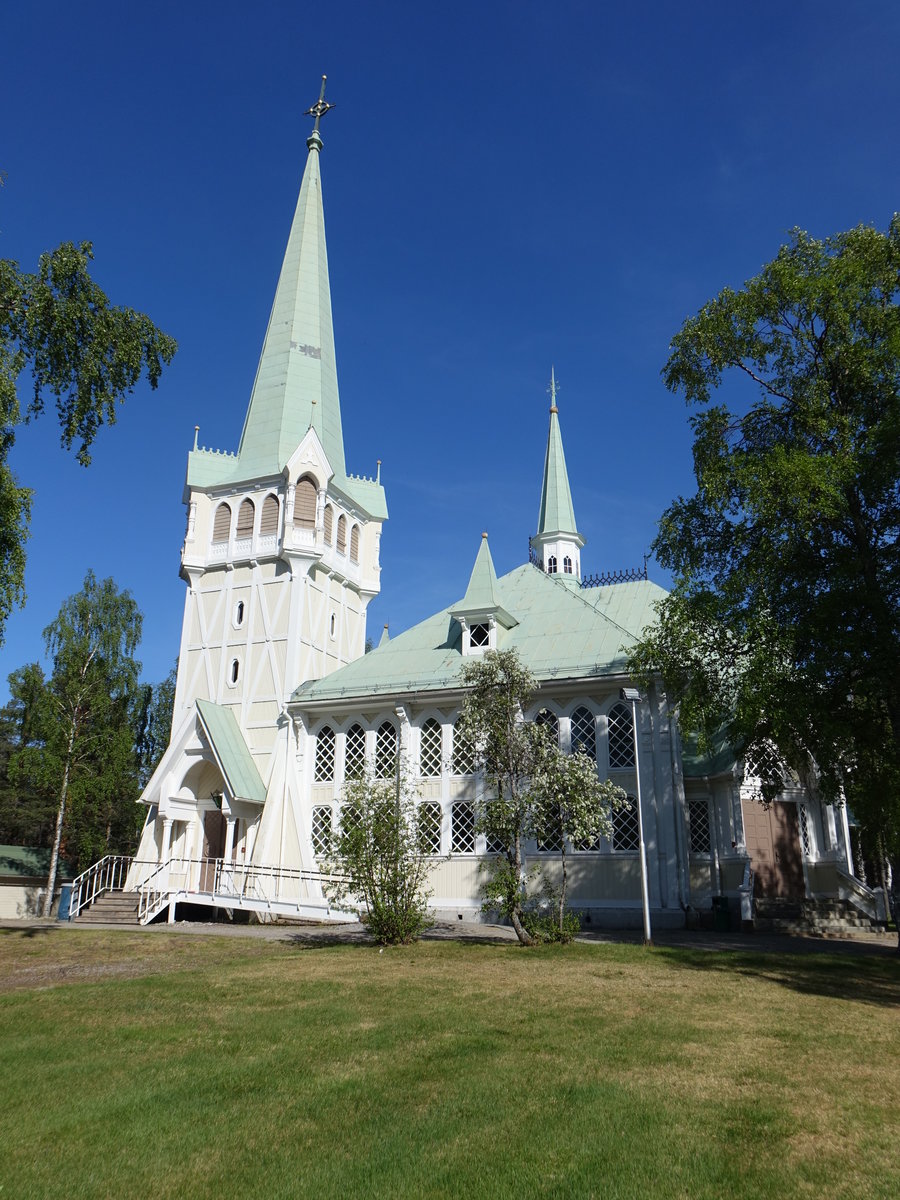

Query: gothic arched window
left=323, top=504, right=334, bottom=544
left=375, top=721, right=397, bottom=778
left=563, top=556, right=573, bottom=574
left=344, top=724, right=366, bottom=780
left=419, top=719, right=442, bottom=778
left=236, top=498, right=254, bottom=540
left=570, top=706, right=596, bottom=760
left=608, top=702, right=635, bottom=769
left=295, top=477, right=317, bottom=529
left=212, top=502, right=231, bottom=544
left=315, top=726, right=335, bottom=782
left=349, top=525, right=360, bottom=563
left=535, top=708, right=559, bottom=746
left=547, top=555, right=557, bottom=574
left=452, top=723, right=475, bottom=775
left=260, top=494, right=279, bottom=536
left=337, top=514, right=347, bottom=554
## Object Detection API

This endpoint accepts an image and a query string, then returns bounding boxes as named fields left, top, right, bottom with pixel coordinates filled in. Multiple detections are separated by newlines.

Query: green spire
left=537, top=367, right=579, bottom=537
left=236, top=78, right=346, bottom=479
left=451, top=534, right=517, bottom=628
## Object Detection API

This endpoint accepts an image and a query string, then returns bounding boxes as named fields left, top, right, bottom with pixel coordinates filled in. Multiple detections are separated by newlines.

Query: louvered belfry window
left=260, top=494, right=279, bottom=536
left=349, top=525, right=360, bottom=563
left=212, top=502, right=231, bottom=544
left=236, top=498, right=254, bottom=539
left=295, top=477, right=317, bottom=529
left=323, top=505, right=333, bottom=543
left=337, top=514, right=347, bottom=553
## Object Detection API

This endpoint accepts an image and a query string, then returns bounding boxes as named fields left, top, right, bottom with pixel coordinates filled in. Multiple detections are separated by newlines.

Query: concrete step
left=74, top=890, right=140, bottom=925
left=754, top=896, right=884, bottom=935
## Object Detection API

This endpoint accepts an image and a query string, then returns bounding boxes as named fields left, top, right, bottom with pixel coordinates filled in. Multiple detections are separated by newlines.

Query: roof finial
left=304, top=75, right=335, bottom=150
left=193, top=425, right=200, bottom=450
left=547, top=366, right=559, bottom=414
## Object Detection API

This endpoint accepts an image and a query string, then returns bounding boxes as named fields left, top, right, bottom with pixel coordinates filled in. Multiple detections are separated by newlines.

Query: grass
left=1, top=927, right=898, bottom=1200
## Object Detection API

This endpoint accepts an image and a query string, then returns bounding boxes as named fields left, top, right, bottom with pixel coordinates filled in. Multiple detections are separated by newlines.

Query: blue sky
left=2, top=1, right=898, bottom=697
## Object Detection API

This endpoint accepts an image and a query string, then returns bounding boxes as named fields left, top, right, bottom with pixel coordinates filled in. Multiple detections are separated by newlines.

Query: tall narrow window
left=612, top=798, right=640, bottom=851
left=607, top=702, right=635, bottom=768
left=234, top=600, right=245, bottom=628
left=212, top=502, right=231, bottom=544
left=687, top=800, right=711, bottom=855
left=452, top=723, right=475, bottom=775
left=349, top=525, right=360, bottom=563
left=419, top=719, right=442, bottom=778
left=547, top=555, right=557, bottom=574
left=311, top=807, right=332, bottom=857
left=571, top=706, right=595, bottom=759
left=535, top=708, right=559, bottom=746
left=375, top=721, right=397, bottom=778
left=563, top=556, right=573, bottom=574
left=417, top=803, right=442, bottom=855
left=344, top=724, right=366, bottom=780
left=336, top=514, right=347, bottom=553
left=295, top=477, right=317, bottom=529
left=230, top=659, right=240, bottom=685
left=315, top=726, right=335, bottom=782
left=323, top=504, right=334, bottom=543
left=451, top=801, right=476, bottom=853
left=260, top=494, right=279, bottom=536
left=236, top=498, right=254, bottom=540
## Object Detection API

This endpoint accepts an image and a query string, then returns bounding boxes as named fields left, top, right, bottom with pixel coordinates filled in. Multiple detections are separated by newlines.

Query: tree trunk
left=510, top=834, right=533, bottom=946
left=559, top=839, right=568, bottom=934
left=41, top=721, right=76, bottom=918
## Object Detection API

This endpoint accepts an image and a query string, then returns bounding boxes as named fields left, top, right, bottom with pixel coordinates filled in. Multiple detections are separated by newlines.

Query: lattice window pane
left=452, top=725, right=475, bottom=775
left=419, top=719, right=442, bottom=778
left=311, top=806, right=332, bottom=857
left=612, top=797, right=640, bottom=851
left=417, top=802, right=442, bottom=855
left=469, top=623, right=490, bottom=648
left=687, top=800, right=711, bottom=854
left=798, top=804, right=811, bottom=858
left=375, top=721, right=397, bottom=778
left=344, top=724, right=366, bottom=780
left=535, top=708, right=559, bottom=746
left=314, top=726, right=335, bottom=782
left=608, top=702, right=635, bottom=768
left=451, top=801, right=476, bottom=853
left=573, top=833, right=601, bottom=851
left=745, top=742, right=784, bottom=785
left=536, top=812, right=563, bottom=852
left=571, top=706, right=596, bottom=759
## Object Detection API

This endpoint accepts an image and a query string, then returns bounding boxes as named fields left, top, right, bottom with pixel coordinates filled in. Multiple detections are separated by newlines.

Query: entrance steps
left=754, top=897, right=889, bottom=936
left=73, top=890, right=140, bottom=925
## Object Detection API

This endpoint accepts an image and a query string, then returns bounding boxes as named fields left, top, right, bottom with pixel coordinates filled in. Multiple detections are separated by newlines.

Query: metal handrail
left=69, top=856, right=158, bottom=921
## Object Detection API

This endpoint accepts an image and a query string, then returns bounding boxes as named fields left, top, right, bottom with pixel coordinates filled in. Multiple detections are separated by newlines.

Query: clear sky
left=2, top=1, right=898, bottom=698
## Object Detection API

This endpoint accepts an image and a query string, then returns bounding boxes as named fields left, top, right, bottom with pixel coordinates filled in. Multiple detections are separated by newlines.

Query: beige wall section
left=423, top=855, right=643, bottom=906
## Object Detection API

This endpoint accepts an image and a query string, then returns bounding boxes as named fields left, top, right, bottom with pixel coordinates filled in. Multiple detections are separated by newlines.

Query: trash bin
left=57, top=884, right=73, bottom=922
left=711, top=895, right=730, bottom=931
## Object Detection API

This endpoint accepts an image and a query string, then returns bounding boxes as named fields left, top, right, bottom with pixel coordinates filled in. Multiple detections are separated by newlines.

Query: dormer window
left=469, top=623, right=490, bottom=649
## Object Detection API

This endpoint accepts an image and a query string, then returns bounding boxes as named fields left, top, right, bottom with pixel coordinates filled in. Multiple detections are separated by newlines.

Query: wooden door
left=741, top=798, right=805, bottom=898
left=201, top=810, right=226, bottom=891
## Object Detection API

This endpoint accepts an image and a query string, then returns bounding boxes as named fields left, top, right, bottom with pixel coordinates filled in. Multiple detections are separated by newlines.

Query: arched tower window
left=547, top=555, right=557, bottom=574
left=212, top=502, right=231, bottom=544
left=563, top=556, right=573, bottom=574
left=323, top=504, right=334, bottom=543
left=607, top=702, right=635, bottom=768
left=314, top=726, right=335, bottom=782
left=376, top=720, right=397, bottom=778
left=295, top=477, right=317, bottom=529
left=236, top=498, right=255, bottom=540
left=419, top=719, right=442, bottom=778
left=260, top=494, right=279, bottom=536
left=349, top=525, right=360, bottom=563
left=336, top=514, right=347, bottom=554
left=570, top=706, right=596, bottom=759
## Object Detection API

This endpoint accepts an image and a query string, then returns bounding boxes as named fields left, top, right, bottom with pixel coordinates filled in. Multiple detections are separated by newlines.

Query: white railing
left=738, top=859, right=754, bottom=924
left=68, top=856, right=158, bottom=921
left=136, top=856, right=351, bottom=924
left=836, top=868, right=888, bottom=924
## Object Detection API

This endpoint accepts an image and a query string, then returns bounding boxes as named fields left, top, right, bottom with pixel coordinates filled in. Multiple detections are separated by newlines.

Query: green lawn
left=1, top=927, right=898, bottom=1200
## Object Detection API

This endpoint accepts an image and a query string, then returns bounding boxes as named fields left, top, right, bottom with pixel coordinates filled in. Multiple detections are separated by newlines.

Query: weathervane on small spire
left=547, top=366, right=560, bottom=413
left=304, top=75, right=335, bottom=138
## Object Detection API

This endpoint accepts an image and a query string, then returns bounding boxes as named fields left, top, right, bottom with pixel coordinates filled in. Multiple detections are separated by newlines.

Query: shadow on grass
left=656, top=944, right=900, bottom=1008
left=0, top=924, right=58, bottom=939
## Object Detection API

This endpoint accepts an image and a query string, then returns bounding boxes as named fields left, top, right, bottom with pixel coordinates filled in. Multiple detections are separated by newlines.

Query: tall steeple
left=236, top=76, right=346, bottom=481
left=532, top=368, right=584, bottom=581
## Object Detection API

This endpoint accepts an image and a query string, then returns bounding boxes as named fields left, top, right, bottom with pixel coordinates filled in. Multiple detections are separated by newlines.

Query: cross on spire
left=304, top=75, right=336, bottom=135
left=547, top=366, right=560, bottom=412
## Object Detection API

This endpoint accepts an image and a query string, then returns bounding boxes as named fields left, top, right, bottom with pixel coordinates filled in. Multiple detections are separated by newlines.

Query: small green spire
left=537, top=368, right=579, bottom=538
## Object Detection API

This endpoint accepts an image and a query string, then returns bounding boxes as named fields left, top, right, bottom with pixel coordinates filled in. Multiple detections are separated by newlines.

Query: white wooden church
left=74, top=89, right=883, bottom=931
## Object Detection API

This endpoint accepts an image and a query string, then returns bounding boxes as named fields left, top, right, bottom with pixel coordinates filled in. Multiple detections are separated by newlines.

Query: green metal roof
left=0, top=845, right=75, bottom=881
left=537, top=398, right=579, bottom=539
left=196, top=700, right=267, bottom=804
left=293, top=561, right=668, bottom=705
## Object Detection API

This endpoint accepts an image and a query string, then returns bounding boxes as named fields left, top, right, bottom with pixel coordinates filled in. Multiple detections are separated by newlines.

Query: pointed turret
left=532, top=369, right=584, bottom=581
